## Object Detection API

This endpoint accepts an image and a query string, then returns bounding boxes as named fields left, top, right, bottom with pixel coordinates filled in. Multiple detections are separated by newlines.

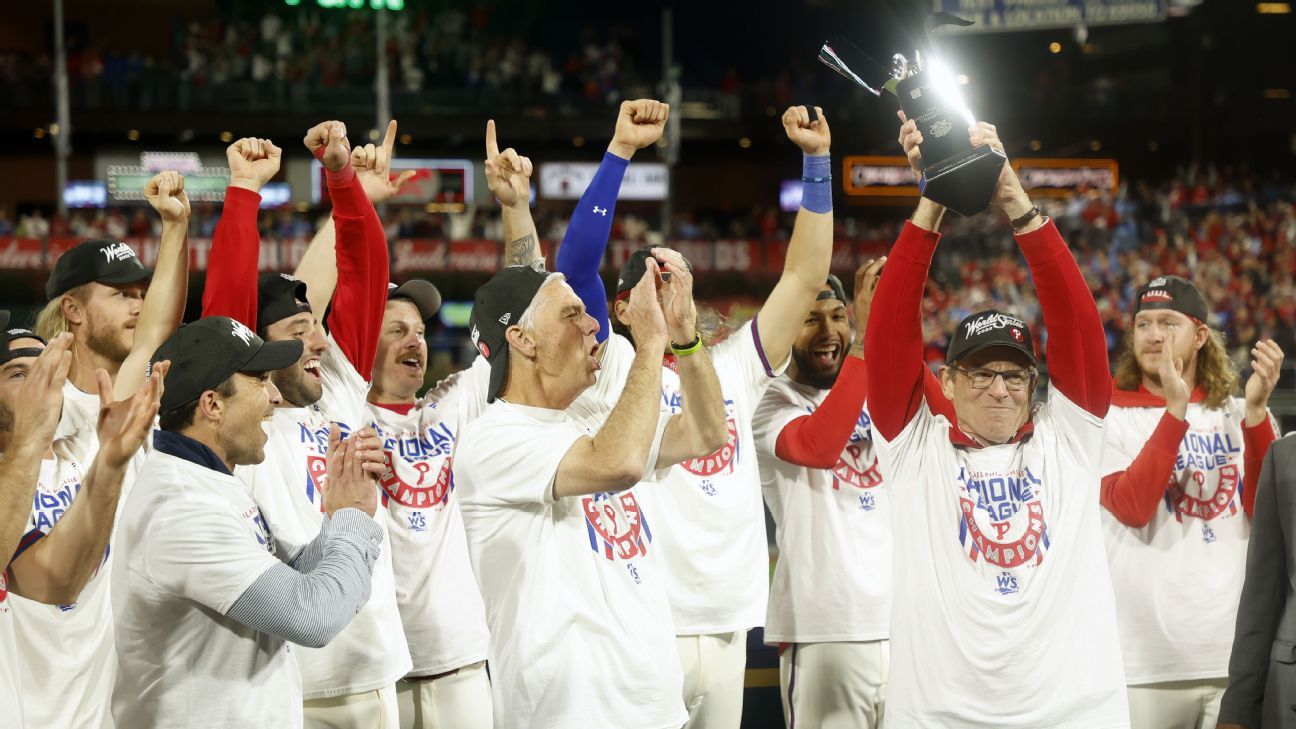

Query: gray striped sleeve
left=226, top=508, right=384, bottom=648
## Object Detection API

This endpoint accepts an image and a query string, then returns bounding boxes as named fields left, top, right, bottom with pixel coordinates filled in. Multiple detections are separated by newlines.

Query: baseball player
left=863, top=115, right=1128, bottom=728
left=753, top=260, right=897, bottom=728
left=1100, top=275, right=1282, bottom=728
left=111, top=316, right=388, bottom=729
left=556, top=102, right=836, bottom=728
left=13, top=171, right=190, bottom=729
left=453, top=254, right=727, bottom=729
left=360, top=120, right=552, bottom=729
left=201, top=123, right=411, bottom=726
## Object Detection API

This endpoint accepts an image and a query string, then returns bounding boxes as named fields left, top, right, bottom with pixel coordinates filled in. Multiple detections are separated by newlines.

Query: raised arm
left=299, top=120, right=392, bottom=380
left=202, top=138, right=281, bottom=324
left=1217, top=442, right=1289, bottom=729
left=555, top=100, right=669, bottom=341
left=554, top=264, right=669, bottom=497
left=753, top=106, right=835, bottom=372
left=776, top=259, right=883, bottom=468
left=972, top=123, right=1109, bottom=415
left=485, top=120, right=544, bottom=268
left=9, top=364, right=165, bottom=604
left=115, top=172, right=189, bottom=400
left=652, top=248, right=727, bottom=466
left=0, top=335, right=71, bottom=566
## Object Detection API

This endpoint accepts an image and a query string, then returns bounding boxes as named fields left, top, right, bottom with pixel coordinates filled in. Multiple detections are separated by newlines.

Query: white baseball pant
left=304, top=683, right=399, bottom=729
left=780, top=641, right=889, bottom=729
left=396, top=661, right=492, bottom=729
left=1127, top=678, right=1228, bottom=729
left=678, top=630, right=748, bottom=729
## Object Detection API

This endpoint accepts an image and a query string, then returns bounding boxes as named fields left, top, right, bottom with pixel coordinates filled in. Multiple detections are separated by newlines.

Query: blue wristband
left=801, top=154, right=832, bottom=214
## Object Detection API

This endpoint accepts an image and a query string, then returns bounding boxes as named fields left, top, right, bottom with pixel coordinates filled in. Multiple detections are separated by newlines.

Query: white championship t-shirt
left=239, top=334, right=411, bottom=699
left=753, top=376, right=890, bottom=643
left=1102, top=396, right=1273, bottom=684
left=1, top=572, right=23, bottom=729
left=11, top=381, right=147, bottom=729
left=571, top=321, right=785, bottom=635
left=873, top=386, right=1129, bottom=729
left=455, top=396, right=685, bottom=729
left=368, top=358, right=491, bottom=677
left=112, top=450, right=302, bottom=729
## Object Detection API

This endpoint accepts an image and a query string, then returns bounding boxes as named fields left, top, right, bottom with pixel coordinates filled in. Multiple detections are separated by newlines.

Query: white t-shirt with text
left=753, top=376, right=890, bottom=643
left=455, top=396, right=684, bottom=729
left=238, top=335, right=411, bottom=699
left=1101, top=397, right=1272, bottom=684
left=112, top=451, right=301, bottom=729
left=368, top=358, right=491, bottom=677
left=872, top=386, right=1129, bottom=729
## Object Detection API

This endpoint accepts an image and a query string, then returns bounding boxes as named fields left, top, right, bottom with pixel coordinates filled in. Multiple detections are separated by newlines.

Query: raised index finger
left=382, top=119, right=398, bottom=161
left=486, top=119, right=500, bottom=160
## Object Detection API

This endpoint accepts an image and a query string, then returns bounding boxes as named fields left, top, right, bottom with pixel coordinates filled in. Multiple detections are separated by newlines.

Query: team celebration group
left=0, top=97, right=1290, bottom=729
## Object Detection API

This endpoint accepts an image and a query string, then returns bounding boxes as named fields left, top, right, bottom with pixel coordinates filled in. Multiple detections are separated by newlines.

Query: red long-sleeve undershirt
left=865, top=218, right=1107, bottom=444
left=776, top=357, right=953, bottom=468
left=1100, top=386, right=1277, bottom=526
left=1017, top=219, right=1111, bottom=417
left=202, top=186, right=261, bottom=325
left=325, top=165, right=388, bottom=382
left=865, top=222, right=938, bottom=441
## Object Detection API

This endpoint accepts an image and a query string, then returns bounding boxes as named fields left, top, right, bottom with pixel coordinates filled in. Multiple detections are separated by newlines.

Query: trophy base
left=922, top=144, right=1007, bottom=217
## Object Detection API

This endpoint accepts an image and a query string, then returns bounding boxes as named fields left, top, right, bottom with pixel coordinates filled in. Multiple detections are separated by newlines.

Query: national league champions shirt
left=753, top=376, right=890, bottom=643
left=1102, top=396, right=1274, bottom=684
left=454, top=392, right=684, bottom=729
left=367, top=357, right=491, bottom=677
left=573, top=320, right=785, bottom=635
left=238, top=334, right=411, bottom=698
left=873, top=385, right=1128, bottom=729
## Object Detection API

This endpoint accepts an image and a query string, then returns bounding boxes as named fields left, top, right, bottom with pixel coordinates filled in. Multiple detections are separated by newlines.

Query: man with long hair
left=1100, top=275, right=1283, bottom=728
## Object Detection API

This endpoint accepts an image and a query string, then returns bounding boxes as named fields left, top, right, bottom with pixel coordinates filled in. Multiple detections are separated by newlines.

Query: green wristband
left=670, top=334, right=703, bottom=357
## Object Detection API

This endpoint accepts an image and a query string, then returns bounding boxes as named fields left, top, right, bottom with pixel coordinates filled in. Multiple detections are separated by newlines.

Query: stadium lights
left=1029, top=140, right=1042, bottom=151
left=49, top=123, right=60, bottom=135
left=739, top=137, right=752, bottom=149
left=1049, top=42, right=1062, bottom=54
left=1264, top=88, right=1292, bottom=99
left=1257, top=2, right=1291, bottom=13
left=399, top=134, right=412, bottom=145
left=34, top=128, right=45, bottom=139
left=1090, top=140, right=1102, bottom=151
left=572, top=136, right=585, bottom=148
left=219, top=131, right=233, bottom=143
left=127, top=130, right=140, bottom=141
left=285, top=0, right=406, bottom=9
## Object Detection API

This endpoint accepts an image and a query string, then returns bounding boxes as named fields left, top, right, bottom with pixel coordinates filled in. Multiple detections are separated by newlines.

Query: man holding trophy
left=826, top=20, right=1131, bottom=727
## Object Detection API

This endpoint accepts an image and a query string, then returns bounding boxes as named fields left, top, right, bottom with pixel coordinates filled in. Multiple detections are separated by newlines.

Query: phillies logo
left=681, top=417, right=739, bottom=477
left=1010, top=328, right=1024, bottom=342
left=957, top=467, right=1050, bottom=570
left=305, top=455, right=328, bottom=511
left=583, top=492, right=653, bottom=561
left=832, top=444, right=882, bottom=491
left=1168, top=464, right=1239, bottom=522
left=380, top=454, right=453, bottom=509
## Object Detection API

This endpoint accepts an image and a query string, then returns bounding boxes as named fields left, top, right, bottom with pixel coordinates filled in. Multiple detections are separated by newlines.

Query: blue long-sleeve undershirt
left=556, top=151, right=629, bottom=342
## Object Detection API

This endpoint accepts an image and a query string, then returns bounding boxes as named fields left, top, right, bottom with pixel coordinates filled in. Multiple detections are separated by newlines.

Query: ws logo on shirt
left=832, top=411, right=881, bottom=492
left=956, top=466, right=1051, bottom=571
left=1167, top=430, right=1242, bottom=522
left=583, top=492, right=653, bottom=562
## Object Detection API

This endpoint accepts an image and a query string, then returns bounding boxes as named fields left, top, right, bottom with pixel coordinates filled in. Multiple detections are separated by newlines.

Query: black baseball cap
left=0, top=319, right=46, bottom=366
left=150, top=316, right=304, bottom=416
left=818, top=274, right=847, bottom=304
left=258, top=272, right=312, bottom=331
left=46, top=239, right=151, bottom=300
left=388, top=279, right=442, bottom=322
left=1135, top=275, right=1209, bottom=325
left=615, top=246, right=693, bottom=297
left=469, top=265, right=552, bottom=403
left=947, top=309, right=1037, bottom=367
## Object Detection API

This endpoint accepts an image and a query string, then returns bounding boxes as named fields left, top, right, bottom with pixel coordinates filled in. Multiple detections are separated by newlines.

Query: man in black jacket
left=1219, top=435, right=1296, bottom=729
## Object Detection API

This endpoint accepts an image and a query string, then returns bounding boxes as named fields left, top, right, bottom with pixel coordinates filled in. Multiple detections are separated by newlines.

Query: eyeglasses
left=950, top=366, right=1037, bottom=391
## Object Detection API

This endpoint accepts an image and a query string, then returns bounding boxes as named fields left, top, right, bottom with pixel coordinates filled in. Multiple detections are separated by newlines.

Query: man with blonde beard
left=1100, top=275, right=1283, bottom=728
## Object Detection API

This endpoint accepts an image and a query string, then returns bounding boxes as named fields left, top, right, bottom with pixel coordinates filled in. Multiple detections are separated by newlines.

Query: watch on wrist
left=1010, top=205, right=1042, bottom=232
